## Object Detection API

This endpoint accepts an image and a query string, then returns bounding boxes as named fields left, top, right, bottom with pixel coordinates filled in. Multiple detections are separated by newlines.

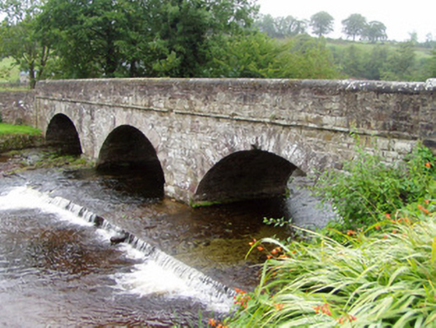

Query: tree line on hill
left=256, top=12, right=390, bottom=42
left=0, top=0, right=435, bottom=89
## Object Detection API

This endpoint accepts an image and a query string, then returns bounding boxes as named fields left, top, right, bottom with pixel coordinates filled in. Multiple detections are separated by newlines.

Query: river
left=0, top=149, right=332, bottom=327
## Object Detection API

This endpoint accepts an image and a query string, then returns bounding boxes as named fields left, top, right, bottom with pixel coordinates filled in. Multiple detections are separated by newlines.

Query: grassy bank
left=0, top=123, right=43, bottom=152
left=219, top=143, right=436, bottom=327
left=0, top=123, right=41, bottom=136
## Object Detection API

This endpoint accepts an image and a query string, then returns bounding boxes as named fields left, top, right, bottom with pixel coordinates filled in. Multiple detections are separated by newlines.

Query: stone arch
left=193, top=149, right=298, bottom=205
left=96, top=125, right=165, bottom=195
left=45, top=113, right=82, bottom=155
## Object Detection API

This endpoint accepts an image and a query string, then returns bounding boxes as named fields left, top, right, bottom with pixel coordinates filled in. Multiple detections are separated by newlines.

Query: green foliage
left=0, top=122, right=41, bottom=135
left=309, top=11, right=334, bottom=37
left=0, top=0, right=51, bottom=88
left=383, top=42, right=417, bottom=81
left=341, top=14, right=367, bottom=41
left=328, top=39, right=435, bottom=81
left=206, top=32, right=340, bottom=79
left=37, top=0, right=258, bottom=79
left=362, top=21, right=387, bottom=43
left=313, top=141, right=436, bottom=231
left=225, top=203, right=436, bottom=327
left=255, top=14, right=307, bottom=39
left=0, top=57, right=20, bottom=83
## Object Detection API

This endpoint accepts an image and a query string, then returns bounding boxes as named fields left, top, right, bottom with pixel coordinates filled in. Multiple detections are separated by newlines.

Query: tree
left=409, top=31, right=418, bottom=45
left=0, top=0, right=51, bottom=88
left=255, top=14, right=307, bottom=38
left=205, top=31, right=340, bottom=79
left=363, top=21, right=387, bottom=43
left=275, top=16, right=307, bottom=38
left=37, top=0, right=258, bottom=78
left=254, top=14, right=277, bottom=37
left=341, top=45, right=365, bottom=78
left=341, top=13, right=366, bottom=41
left=363, top=45, right=390, bottom=80
left=309, top=11, right=334, bottom=37
left=426, top=49, right=436, bottom=78
left=383, top=41, right=416, bottom=81
left=37, top=0, right=128, bottom=78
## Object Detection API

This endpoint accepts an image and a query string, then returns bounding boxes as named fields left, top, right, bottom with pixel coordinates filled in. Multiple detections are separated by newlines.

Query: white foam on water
left=0, top=186, right=92, bottom=227
left=112, top=242, right=234, bottom=312
left=0, top=186, right=235, bottom=313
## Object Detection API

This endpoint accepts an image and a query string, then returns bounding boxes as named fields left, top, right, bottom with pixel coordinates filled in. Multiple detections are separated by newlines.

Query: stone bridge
left=34, top=78, right=436, bottom=205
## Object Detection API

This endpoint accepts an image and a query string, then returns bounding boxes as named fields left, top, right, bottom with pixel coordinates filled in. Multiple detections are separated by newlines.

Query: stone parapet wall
left=0, top=90, right=35, bottom=125
left=36, top=78, right=436, bottom=147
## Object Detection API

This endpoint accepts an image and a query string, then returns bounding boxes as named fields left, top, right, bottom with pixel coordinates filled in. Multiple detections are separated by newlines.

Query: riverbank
left=0, top=123, right=44, bottom=153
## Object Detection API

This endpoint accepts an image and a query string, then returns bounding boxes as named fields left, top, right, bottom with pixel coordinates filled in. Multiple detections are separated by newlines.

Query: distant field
left=0, top=57, right=20, bottom=83
left=326, top=39, right=432, bottom=60
left=0, top=123, right=41, bottom=136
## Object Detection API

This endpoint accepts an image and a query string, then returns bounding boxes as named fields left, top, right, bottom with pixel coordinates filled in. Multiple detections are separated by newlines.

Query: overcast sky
left=255, top=0, right=436, bottom=42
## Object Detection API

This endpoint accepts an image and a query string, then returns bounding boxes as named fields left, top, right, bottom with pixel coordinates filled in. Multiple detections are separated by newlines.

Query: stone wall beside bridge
left=0, top=90, right=35, bottom=125
left=4, top=78, right=436, bottom=204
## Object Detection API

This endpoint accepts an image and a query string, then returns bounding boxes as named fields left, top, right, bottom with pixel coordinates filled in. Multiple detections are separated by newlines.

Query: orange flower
left=375, top=225, right=380, bottom=230
left=347, top=230, right=356, bottom=236
left=257, top=246, right=264, bottom=251
left=274, top=303, right=284, bottom=311
left=313, top=304, right=332, bottom=316
left=234, top=288, right=246, bottom=295
left=337, top=314, right=357, bottom=324
left=321, top=303, right=332, bottom=316
left=425, top=162, right=432, bottom=168
left=385, top=213, right=391, bottom=219
left=208, top=318, right=217, bottom=327
left=418, top=204, right=430, bottom=214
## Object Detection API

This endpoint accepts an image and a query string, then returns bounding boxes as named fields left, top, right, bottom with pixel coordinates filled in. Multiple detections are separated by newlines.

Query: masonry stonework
left=0, top=90, right=35, bottom=125
left=34, top=78, right=436, bottom=203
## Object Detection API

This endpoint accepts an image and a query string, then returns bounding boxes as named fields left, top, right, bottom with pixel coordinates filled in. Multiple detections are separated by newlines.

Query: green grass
left=224, top=202, right=436, bottom=327
left=0, top=123, right=41, bottom=136
left=0, top=57, right=20, bottom=83
left=326, top=39, right=432, bottom=61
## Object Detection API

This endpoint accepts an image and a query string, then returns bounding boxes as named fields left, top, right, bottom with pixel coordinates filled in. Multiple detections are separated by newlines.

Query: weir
left=1, top=186, right=236, bottom=311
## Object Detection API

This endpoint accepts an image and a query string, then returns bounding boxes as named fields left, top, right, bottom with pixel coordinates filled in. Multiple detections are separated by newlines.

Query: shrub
left=313, top=142, right=436, bottom=231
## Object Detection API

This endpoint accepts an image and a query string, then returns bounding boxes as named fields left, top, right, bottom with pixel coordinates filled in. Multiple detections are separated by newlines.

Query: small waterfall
left=2, top=186, right=236, bottom=311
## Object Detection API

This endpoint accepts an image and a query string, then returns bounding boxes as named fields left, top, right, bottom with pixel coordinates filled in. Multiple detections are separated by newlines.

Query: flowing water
left=0, top=149, right=317, bottom=327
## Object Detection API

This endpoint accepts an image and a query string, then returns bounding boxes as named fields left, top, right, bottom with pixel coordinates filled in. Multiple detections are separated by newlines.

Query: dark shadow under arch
left=96, top=125, right=165, bottom=198
left=194, top=150, right=298, bottom=205
left=45, top=114, right=82, bottom=155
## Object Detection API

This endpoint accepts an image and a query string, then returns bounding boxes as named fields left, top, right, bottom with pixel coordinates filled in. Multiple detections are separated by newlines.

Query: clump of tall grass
left=225, top=201, right=436, bottom=327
